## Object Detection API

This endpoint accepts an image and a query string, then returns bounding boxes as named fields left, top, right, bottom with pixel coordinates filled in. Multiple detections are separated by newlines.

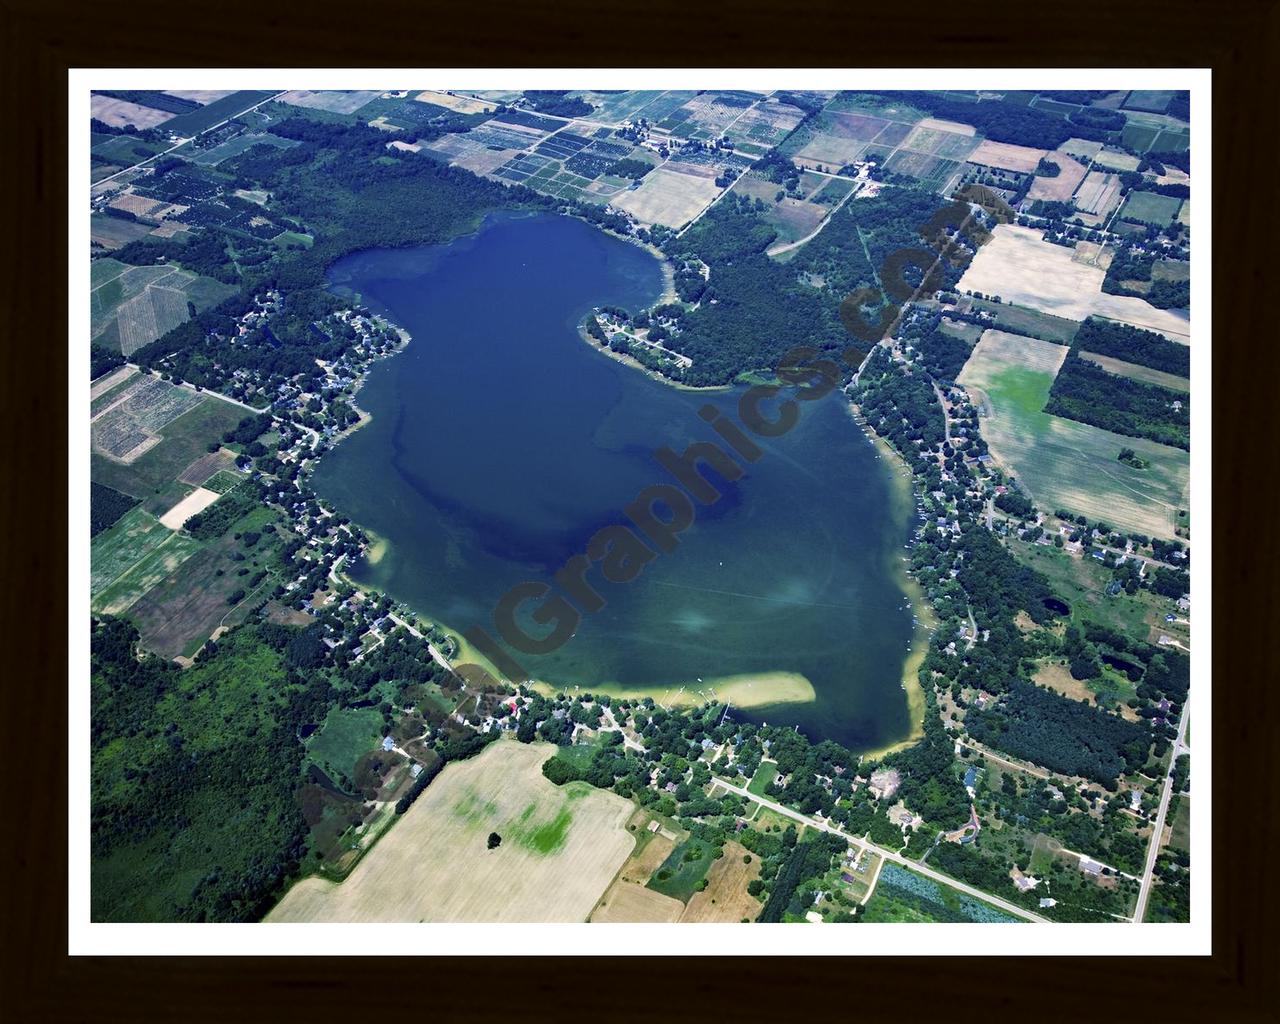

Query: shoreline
left=848, top=402, right=934, bottom=761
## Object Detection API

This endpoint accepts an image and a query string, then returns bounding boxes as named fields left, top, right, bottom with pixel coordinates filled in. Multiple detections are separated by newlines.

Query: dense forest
left=91, top=618, right=312, bottom=922
left=90, top=482, right=139, bottom=537
left=1072, top=317, right=1190, bottom=376
left=1046, top=351, right=1189, bottom=450
left=966, top=679, right=1151, bottom=787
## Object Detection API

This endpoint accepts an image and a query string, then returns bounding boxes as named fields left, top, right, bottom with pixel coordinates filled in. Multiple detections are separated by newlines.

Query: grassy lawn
left=747, top=761, right=778, bottom=796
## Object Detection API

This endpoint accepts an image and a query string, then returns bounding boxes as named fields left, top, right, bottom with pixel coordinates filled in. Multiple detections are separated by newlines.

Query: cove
left=312, top=212, right=917, bottom=752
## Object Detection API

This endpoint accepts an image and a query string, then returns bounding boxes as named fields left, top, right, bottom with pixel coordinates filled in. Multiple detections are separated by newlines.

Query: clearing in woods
left=266, top=741, right=636, bottom=922
left=958, top=330, right=1190, bottom=540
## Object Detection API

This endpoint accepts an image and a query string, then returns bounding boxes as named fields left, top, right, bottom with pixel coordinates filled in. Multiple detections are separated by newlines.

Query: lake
left=312, top=212, right=917, bottom=751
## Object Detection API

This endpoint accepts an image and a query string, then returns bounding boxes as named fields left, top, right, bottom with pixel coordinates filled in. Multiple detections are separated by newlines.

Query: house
left=1039, top=897, right=1057, bottom=909
left=381, top=736, right=395, bottom=752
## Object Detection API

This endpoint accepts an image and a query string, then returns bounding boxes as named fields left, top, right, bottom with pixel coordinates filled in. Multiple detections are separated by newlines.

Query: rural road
left=713, top=777, right=1048, bottom=923
left=765, top=179, right=861, bottom=258
left=1132, top=701, right=1191, bottom=922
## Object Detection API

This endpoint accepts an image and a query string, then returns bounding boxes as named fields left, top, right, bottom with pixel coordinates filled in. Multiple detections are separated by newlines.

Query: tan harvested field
left=164, top=90, right=236, bottom=104
left=279, top=90, right=383, bottom=115
left=108, top=194, right=169, bottom=220
left=1073, top=241, right=1114, bottom=270
left=1094, top=148, right=1142, bottom=172
left=90, top=94, right=173, bottom=130
left=90, top=363, right=137, bottom=400
left=1059, top=137, right=1104, bottom=161
left=969, top=139, right=1047, bottom=172
left=454, top=146, right=517, bottom=176
left=415, top=90, right=494, bottom=114
left=679, top=841, right=763, bottom=923
left=1027, top=152, right=1088, bottom=202
left=958, top=225, right=1190, bottom=341
left=1075, top=170, right=1122, bottom=217
left=917, top=117, right=975, bottom=135
left=611, top=166, right=723, bottom=228
left=159, top=486, right=220, bottom=530
left=1079, top=352, right=1190, bottom=392
left=591, top=880, right=684, bottom=923
left=267, top=741, right=637, bottom=923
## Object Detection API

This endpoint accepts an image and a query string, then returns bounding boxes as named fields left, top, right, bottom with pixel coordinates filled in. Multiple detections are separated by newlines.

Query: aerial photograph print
left=78, top=74, right=1204, bottom=949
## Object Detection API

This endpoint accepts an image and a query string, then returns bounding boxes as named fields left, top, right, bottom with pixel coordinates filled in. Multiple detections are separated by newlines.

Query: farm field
left=90, top=258, right=235, bottom=353
left=91, top=394, right=248, bottom=499
left=957, top=225, right=1190, bottom=341
left=1078, top=352, right=1190, bottom=392
left=1026, top=152, right=1088, bottom=202
left=267, top=741, right=636, bottom=922
left=959, top=330, right=1190, bottom=540
left=91, top=375, right=205, bottom=462
left=1119, top=191, right=1184, bottom=226
left=126, top=509, right=285, bottom=659
left=647, top=837, right=719, bottom=902
left=861, top=863, right=1023, bottom=923
left=968, top=140, right=1046, bottom=172
left=1075, top=171, right=1122, bottom=217
left=611, top=165, right=723, bottom=228
left=160, top=90, right=279, bottom=136
left=185, top=132, right=299, bottom=167
left=91, top=213, right=154, bottom=250
left=966, top=297, right=1081, bottom=344
left=90, top=507, right=202, bottom=615
left=306, top=706, right=385, bottom=787
left=158, top=486, right=220, bottom=529
left=91, top=94, right=173, bottom=130
left=679, top=840, right=763, bottom=922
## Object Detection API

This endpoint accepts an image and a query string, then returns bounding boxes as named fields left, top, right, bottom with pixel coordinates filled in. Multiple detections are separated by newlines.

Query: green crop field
left=959, top=330, right=1189, bottom=539
left=90, top=507, right=202, bottom=615
left=647, top=837, right=718, bottom=902
left=1119, top=191, right=1183, bottom=226
left=969, top=298, right=1080, bottom=344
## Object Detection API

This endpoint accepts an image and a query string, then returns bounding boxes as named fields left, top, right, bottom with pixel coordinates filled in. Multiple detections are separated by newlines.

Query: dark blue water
left=312, top=212, right=915, bottom=750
